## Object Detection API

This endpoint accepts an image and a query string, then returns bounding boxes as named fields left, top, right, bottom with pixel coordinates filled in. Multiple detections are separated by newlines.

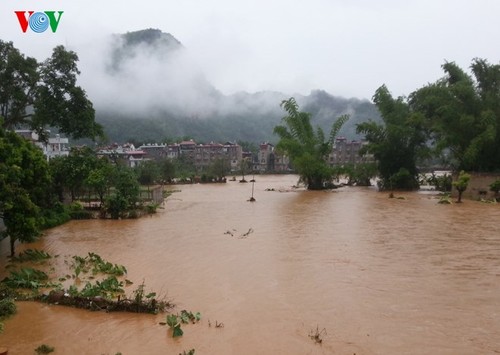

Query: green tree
left=357, top=85, right=428, bottom=190
left=453, top=170, right=471, bottom=203
left=342, top=163, right=378, bottom=186
left=0, top=40, right=102, bottom=140
left=135, top=160, right=160, bottom=191
left=410, top=59, right=500, bottom=171
left=50, top=147, right=99, bottom=201
left=159, top=158, right=176, bottom=183
left=0, top=120, right=51, bottom=255
left=85, top=160, right=114, bottom=206
left=273, top=98, right=349, bottom=190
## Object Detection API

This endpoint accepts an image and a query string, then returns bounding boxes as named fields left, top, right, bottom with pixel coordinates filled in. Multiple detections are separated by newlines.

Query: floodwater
left=1, top=175, right=500, bottom=354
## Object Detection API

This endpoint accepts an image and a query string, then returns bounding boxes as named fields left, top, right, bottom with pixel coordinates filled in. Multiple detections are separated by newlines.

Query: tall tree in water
left=274, top=97, right=349, bottom=190
left=410, top=59, right=500, bottom=171
left=357, top=85, right=428, bottom=190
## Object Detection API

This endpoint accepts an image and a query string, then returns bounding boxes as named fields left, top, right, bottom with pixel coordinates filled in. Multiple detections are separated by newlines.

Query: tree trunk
left=457, top=190, right=463, bottom=203
left=10, top=235, right=15, bottom=257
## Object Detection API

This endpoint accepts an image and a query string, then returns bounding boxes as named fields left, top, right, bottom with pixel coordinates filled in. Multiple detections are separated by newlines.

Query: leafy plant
left=10, top=249, right=51, bottom=263
left=179, top=350, right=195, bottom=355
left=2, top=268, right=49, bottom=289
left=167, top=314, right=184, bottom=337
left=34, top=344, right=55, bottom=354
left=166, top=310, right=201, bottom=337
left=0, top=298, right=16, bottom=319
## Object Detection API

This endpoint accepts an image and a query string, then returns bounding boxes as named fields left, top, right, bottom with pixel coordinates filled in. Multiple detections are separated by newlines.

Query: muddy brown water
left=1, top=175, right=500, bottom=354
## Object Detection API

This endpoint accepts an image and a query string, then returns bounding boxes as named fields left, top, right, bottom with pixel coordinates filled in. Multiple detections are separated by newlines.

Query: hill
left=89, top=29, right=381, bottom=144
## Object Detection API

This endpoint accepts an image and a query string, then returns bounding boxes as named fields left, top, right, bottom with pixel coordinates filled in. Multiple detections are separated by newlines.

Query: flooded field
left=1, top=175, right=500, bottom=354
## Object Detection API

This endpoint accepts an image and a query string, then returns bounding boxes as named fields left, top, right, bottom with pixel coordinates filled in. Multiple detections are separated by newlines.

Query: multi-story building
left=328, top=137, right=374, bottom=167
left=138, top=143, right=168, bottom=160
left=257, top=142, right=289, bottom=172
left=96, top=143, right=147, bottom=168
left=15, top=130, right=69, bottom=161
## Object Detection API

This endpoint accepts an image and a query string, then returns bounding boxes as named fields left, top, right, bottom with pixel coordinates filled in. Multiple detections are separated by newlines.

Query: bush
left=40, top=202, right=71, bottom=229
left=69, top=210, right=93, bottom=220
left=0, top=298, right=16, bottom=319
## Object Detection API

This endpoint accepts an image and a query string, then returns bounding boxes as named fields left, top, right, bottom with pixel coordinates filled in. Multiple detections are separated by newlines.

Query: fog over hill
left=78, top=29, right=381, bottom=144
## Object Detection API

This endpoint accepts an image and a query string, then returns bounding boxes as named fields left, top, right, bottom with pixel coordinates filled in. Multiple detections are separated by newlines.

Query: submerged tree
left=273, top=98, right=349, bottom=190
left=357, top=85, right=428, bottom=190
left=410, top=59, right=500, bottom=171
left=453, top=170, right=471, bottom=203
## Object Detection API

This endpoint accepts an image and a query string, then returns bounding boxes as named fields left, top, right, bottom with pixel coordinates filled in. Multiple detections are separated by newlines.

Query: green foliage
left=0, top=40, right=102, bottom=139
left=490, top=179, right=500, bottom=194
left=107, top=167, right=140, bottom=216
left=0, top=298, right=17, bottom=319
left=166, top=310, right=201, bottom=337
left=426, top=173, right=452, bottom=192
left=71, top=253, right=127, bottom=277
left=40, top=202, right=71, bottom=228
left=274, top=97, right=349, bottom=189
left=357, top=85, right=426, bottom=190
left=11, top=249, right=51, bottom=263
left=410, top=59, right=500, bottom=172
left=2, top=267, right=49, bottom=289
left=34, top=344, right=55, bottom=354
left=341, top=163, right=377, bottom=186
left=135, top=160, right=160, bottom=187
left=79, top=276, right=124, bottom=299
left=167, top=314, right=184, bottom=337
left=0, top=124, right=53, bottom=255
left=453, top=170, right=471, bottom=202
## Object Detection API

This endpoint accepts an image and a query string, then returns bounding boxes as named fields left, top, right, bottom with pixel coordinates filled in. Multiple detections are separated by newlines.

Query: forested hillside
left=93, top=29, right=381, bottom=144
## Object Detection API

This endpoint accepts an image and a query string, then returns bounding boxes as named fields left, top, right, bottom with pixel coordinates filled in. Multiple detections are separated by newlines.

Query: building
left=328, top=137, right=374, bottom=167
left=15, top=130, right=69, bottom=161
left=137, top=143, right=168, bottom=160
left=257, top=142, right=290, bottom=172
left=96, top=143, right=147, bottom=168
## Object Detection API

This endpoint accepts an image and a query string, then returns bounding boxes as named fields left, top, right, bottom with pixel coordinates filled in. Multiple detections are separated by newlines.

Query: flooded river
left=1, top=175, right=500, bottom=354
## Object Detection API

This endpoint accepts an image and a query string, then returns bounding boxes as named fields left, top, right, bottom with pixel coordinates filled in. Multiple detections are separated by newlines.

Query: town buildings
left=15, top=130, right=70, bottom=161
left=328, top=137, right=374, bottom=167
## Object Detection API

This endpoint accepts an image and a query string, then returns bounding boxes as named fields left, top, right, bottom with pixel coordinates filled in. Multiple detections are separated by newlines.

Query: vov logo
left=15, top=11, right=64, bottom=33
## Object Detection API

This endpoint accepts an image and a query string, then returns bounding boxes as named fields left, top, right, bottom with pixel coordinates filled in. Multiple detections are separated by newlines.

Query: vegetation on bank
left=1, top=251, right=172, bottom=315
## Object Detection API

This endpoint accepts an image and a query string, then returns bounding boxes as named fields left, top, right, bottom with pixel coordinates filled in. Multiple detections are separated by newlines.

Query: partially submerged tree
left=410, top=59, right=500, bottom=171
left=357, top=85, right=428, bottom=190
left=274, top=98, right=349, bottom=190
left=453, top=170, right=471, bottom=203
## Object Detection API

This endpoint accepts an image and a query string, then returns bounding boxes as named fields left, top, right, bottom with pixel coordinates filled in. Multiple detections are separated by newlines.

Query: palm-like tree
left=274, top=98, right=349, bottom=190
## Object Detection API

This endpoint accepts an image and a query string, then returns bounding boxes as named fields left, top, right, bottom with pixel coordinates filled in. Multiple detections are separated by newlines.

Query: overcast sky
left=1, top=0, right=500, bottom=100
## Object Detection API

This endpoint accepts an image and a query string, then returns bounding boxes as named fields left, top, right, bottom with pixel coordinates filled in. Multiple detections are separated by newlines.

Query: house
left=328, top=137, right=374, bottom=167
left=258, top=142, right=290, bottom=172
left=96, top=143, right=147, bottom=168
left=15, top=130, right=69, bottom=161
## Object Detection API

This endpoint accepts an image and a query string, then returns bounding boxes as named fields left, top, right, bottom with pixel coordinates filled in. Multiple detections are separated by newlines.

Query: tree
left=357, top=85, right=428, bottom=190
left=273, top=98, right=349, bottom=190
left=0, top=40, right=102, bottom=140
left=135, top=160, right=160, bottom=191
left=50, top=147, right=100, bottom=201
left=453, top=170, right=471, bottom=203
left=0, top=119, right=52, bottom=255
left=85, top=160, right=114, bottom=207
left=409, top=59, right=500, bottom=171
left=159, top=158, right=176, bottom=183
